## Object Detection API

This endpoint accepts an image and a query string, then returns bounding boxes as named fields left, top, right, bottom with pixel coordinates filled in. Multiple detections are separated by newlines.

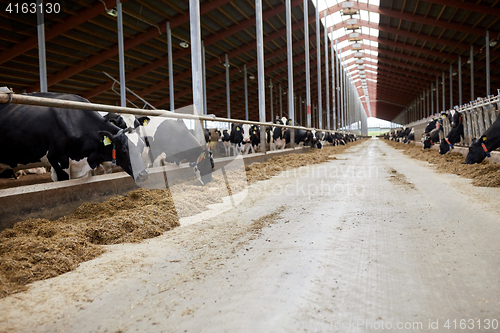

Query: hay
left=385, top=140, right=500, bottom=187
left=0, top=140, right=365, bottom=298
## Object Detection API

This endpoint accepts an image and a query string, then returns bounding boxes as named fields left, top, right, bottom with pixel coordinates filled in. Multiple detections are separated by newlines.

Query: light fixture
left=249, top=74, right=255, bottom=80
left=223, top=62, right=230, bottom=68
left=107, top=8, right=118, bottom=17
left=452, top=71, right=457, bottom=76
left=490, top=40, right=498, bottom=47
left=467, top=58, right=472, bottom=64
left=179, top=41, right=189, bottom=48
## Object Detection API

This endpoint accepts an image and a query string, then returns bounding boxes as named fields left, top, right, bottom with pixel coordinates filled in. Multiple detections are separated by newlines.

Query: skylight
left=316, top=0, right=380, bottom=115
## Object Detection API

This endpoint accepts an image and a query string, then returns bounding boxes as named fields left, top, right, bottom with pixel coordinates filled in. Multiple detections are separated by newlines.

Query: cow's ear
left=136, top=116, right=150, bottom=127
left=98, top=131, right=114, bottom=146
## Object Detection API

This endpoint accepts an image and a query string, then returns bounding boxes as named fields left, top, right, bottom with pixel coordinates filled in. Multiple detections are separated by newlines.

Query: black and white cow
left=229, top=123, right=245, bottom=155
left=439, top=110, right=464, bottom=154
left=271, top=118, right=289, bottom=150
left=465, top=113, right=500, bottom=164
left=423, top=117, right=443, bottom=149
left=241, top=124, right=260, bottom=154
left=220, top=129, right=232, bottom=156
left=52, top=112, right=149, bottom=181
left=0, top=92, right=149, bottom=183
left=143, top=118, right=213, bottom=185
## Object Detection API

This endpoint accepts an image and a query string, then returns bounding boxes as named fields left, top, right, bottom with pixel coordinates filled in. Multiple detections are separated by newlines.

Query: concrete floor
left=1, top=138, right=500, bottom=333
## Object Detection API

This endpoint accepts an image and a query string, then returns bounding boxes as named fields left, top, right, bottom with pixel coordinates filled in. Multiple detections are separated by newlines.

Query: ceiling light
left=249, top=75, right=255, bottom=80
left=223, top=62, right=230, bottom=68
left=107, top=8, right=118, bottom=17
left=490, top=40, right=497, bottom=47
left=179, top=41, right=189, bottom=48
left=467, top=59, right=472, bottom=64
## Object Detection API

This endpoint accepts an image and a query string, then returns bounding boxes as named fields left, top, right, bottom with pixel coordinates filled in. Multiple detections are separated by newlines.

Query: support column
left=244, top=64, right=248, bottom=120
left=316, top=0, right=322, bottom=129
left=117, top=0, right=126, bottom=106
left=470, top=46, right=474, bottom=101
left=167, top=22, right=175, bottom=111
left=36, top=0, right=47, bottom=92
left=459, top=56, right=462, bottom=106
left=304, top=0, right=311, bottom=127
left=225, top=54, right=230, bottom=119
left=486, top=31, right=491, bottom=96
left=255, top=0, right=267, bottom=153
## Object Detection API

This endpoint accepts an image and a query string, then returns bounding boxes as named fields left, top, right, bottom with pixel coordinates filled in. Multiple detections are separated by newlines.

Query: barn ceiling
left=0, top=0, right=499, bottom=124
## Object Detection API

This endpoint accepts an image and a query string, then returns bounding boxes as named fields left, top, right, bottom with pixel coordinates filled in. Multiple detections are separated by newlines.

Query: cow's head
left=242, top=124, right=252, bottom=143
left=439, top=138, right=452, bottom=154
left=465, top=137, right=490, bottom=164
left=189, top=148, right=213, bottom=185
left=423, top=135, right=433, bottom=149
left=97, top=128, right=149, bottom=183
left=448, top=109, right=462, bottom=128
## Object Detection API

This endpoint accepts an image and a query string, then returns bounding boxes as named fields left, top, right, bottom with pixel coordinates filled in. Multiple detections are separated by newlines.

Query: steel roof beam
left=27, top=0, right=233, bottom=92
left=0, top=0, right=122, bottom=67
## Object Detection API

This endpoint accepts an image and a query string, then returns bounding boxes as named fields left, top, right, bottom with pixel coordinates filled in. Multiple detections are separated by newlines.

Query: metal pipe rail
left=0, top=91, right=351, bottom=134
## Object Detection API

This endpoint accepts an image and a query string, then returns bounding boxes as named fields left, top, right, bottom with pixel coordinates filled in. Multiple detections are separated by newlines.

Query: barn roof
left=0, top=0, right=499, bottom=123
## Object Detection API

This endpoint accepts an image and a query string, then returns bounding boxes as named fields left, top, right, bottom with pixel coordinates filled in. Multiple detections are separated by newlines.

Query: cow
left=50, top=112, right=150, bottom=181
left=464, top=113, right=500, bottom=164
left=423, top=117, right=443, bottom=149
left=439, top=110, right=464, bottom=154
left=219, top=129, right=232, bottom=156
left=241, top=124, right=260, bottom=154
left=271, top=117, right=291, bottom=150
left=228, top=123, right=245, bottom=155
left=0, top=92, right=149, bottom=183
left=143, top=118, right=213, bottom=185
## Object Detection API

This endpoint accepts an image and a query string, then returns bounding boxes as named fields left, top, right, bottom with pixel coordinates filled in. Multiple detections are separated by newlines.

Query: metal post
left=36, top=0, right=48, bottom=92
left=286, top=0, right=294, bottom=146
left=304, top=0, right=311, bottom=127
left=450, top=65, right=453, bottom=108
left=270, top=79, right=273, bottom=122
left=244, top=64, right=248, bottom=120
left=117, top=0, right=126, bottom=106
left=442, top=72, right=445, bottom=111
left=202, top=41, right=207, bottom=115
left=436, top=77, right=439, bottom=113
left=299, top=95, right=303, bottom=125
left=459, top=56, right=462, bottom=106
left=167, top=22, right=175, bottom=112
left=486, top=31, right=491, bottom=96
left=279, top=83, right=282, bottom=118
left=331, top=28, right=335, bottom=130
left=324, top=11, right=329, bottom=130
left=225, top=54, right=230, bottom=119
left=189, top=0, right=204, bottom=140
left=255, top=0, right=267, bottom=153
left=316, top=0, right=322, bottom=129
left=431, top=82, right=434, bottom=115
left=470, top=45, right=474, bottom=101
left=336, top=40, right=340, bottom=130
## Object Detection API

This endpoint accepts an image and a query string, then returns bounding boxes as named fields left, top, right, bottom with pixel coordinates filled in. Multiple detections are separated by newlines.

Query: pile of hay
left=386, top=140, right=500, bottom=187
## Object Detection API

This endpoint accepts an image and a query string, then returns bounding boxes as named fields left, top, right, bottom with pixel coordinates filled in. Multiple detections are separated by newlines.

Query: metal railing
left=0, top=91, right=361, bottom=136
left=403, top=90, right=500, bottom=147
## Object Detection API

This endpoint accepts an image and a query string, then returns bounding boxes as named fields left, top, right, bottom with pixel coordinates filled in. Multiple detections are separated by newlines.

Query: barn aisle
left=1, top=138, right=500, bottom=333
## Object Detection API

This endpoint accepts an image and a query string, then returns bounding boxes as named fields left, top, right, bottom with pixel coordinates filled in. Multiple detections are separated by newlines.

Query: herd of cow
left=211, top=118, right=357, bottom=157
left=0, top=92, right=358, bottom=186
left=384, top=107, right=500, bottom=164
